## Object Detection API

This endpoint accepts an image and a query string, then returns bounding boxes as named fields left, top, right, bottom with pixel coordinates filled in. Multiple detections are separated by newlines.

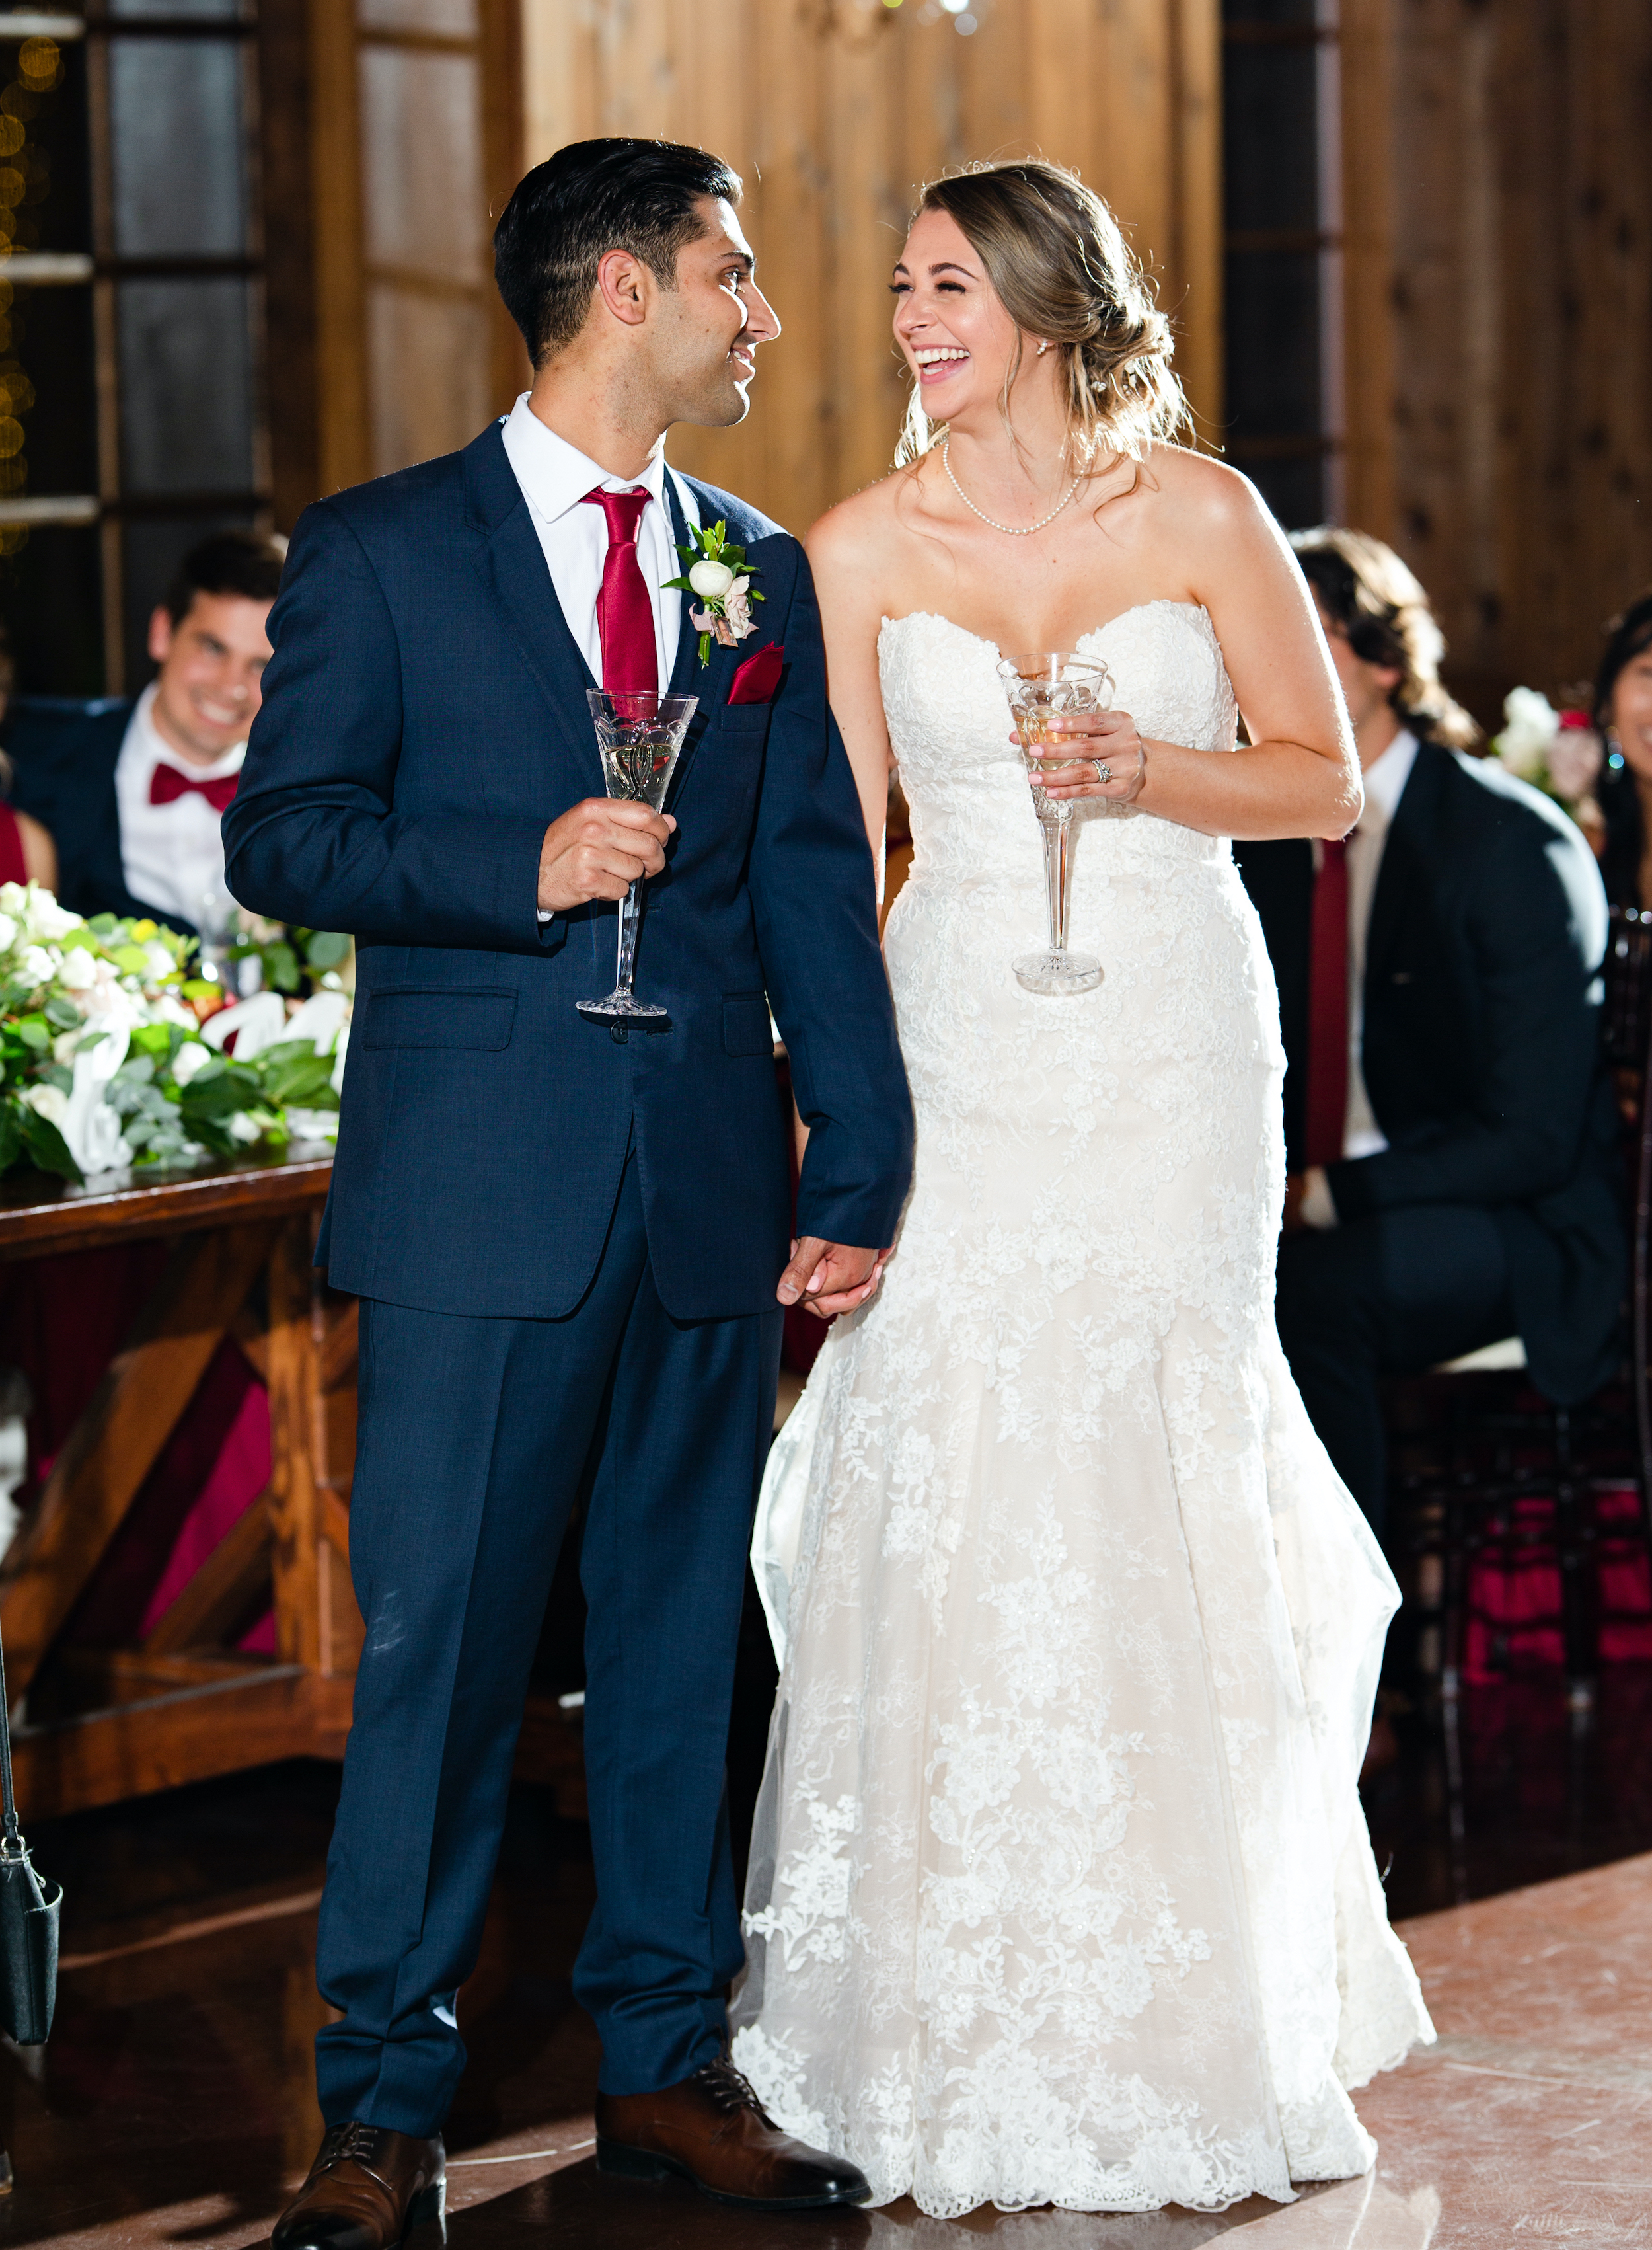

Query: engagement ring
left=1092, top=759, right=1111, bottom=785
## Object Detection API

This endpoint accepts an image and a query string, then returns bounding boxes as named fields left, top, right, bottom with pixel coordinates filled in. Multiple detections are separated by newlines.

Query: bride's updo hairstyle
left=895, top=159, right=1186, bottom=474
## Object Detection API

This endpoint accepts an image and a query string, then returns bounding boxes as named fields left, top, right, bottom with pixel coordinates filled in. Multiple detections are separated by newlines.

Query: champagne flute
left=997, top=652, right=1112, bottom=995
left=576, top=688, right=698, bottom=1026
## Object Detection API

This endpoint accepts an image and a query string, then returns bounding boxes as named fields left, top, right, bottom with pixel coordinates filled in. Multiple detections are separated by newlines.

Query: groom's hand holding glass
left=536, top=797, right=677, bottom=912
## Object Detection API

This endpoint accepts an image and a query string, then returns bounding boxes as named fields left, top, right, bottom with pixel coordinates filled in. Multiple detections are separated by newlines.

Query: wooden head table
left=0, top=1157, right=583, bottom=1821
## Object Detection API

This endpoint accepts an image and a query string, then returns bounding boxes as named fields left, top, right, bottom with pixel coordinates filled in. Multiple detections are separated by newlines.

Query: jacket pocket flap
left=363, top=986, right=517, bottom=1052
left=722, top=992, right=772, bottom=1057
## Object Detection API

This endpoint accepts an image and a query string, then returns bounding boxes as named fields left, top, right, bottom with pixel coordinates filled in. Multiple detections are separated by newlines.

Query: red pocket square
left=727, top=642, right=784, bottom=705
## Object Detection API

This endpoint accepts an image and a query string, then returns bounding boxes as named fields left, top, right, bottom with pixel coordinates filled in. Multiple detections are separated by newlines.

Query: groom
left=225, top=138, right=912, bottom=2235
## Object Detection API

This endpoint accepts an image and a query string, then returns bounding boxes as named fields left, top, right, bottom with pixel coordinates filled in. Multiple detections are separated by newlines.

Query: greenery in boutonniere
left=664, top=520, right=764, bottom=665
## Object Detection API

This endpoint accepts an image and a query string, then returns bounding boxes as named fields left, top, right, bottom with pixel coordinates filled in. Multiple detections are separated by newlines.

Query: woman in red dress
left=0, top=750, right=57, bottom=889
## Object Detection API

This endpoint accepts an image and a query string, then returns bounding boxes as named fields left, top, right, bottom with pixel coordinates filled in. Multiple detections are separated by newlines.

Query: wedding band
left=1092, top=760, right=1111, bottom=785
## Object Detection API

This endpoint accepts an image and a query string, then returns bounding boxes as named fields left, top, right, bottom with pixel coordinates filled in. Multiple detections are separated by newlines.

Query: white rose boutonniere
left=665, top=520, right=764, bottom=665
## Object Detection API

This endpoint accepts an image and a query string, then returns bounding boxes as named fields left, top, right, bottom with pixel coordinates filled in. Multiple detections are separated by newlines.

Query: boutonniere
left=665, top=520, right=764, bottom=666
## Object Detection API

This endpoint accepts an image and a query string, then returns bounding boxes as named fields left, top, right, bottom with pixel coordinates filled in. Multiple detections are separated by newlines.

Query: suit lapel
left=463, top=426, right=605, bottom=796
left=1365, top=740, right=1442, bottom=995
left=663, top=470, right=718, bottom=812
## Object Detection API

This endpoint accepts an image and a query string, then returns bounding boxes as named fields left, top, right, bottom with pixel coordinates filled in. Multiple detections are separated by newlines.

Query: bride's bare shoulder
left=807, top=464, right=931, bottom=575
left=1137, top=442, right=1277, bottom=542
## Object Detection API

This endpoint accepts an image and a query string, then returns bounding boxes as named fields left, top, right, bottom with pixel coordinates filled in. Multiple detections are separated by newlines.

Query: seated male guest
left=1236, top=528, right=1624, bottom=1537
left=4, top=529, right=285, bottom=930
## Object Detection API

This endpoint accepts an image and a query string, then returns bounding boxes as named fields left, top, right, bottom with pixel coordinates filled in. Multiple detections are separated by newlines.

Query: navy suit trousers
left=1275, top=1203, right=1515, bottom=1539
left=313, top=1149, right=782, bottom=2132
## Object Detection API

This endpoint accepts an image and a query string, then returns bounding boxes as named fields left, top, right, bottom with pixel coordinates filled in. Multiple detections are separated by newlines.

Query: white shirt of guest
left=1301, top=727, right=1419, bottom=1227
left=114, top=682, right=246, bottom=927
left=498, top=393, right=700, bottom=689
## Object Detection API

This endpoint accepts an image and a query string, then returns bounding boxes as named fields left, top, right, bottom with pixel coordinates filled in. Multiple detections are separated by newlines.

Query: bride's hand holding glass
left=1014, top=706, right=1148, bottom=804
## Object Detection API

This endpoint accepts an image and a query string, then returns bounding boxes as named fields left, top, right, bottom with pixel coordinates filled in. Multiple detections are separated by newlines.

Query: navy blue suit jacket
left=223, top=422, right=915, bottom=1323
left=2, top=696, right=193, bottom=931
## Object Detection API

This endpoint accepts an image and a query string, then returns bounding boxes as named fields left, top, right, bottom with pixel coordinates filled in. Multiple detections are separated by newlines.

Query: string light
left=866, top=0, right=990, bottom=28
left=0, top=34, right=62, bottom=555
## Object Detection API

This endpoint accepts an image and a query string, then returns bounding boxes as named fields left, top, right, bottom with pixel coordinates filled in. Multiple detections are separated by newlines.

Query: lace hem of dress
left=733, top=2022, right=1332, bottom=2218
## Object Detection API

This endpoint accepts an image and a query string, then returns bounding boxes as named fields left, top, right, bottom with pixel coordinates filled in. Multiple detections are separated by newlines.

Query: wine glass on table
left=576, top=688, right=698, bottom=1027
left=996, top=652, right=1113, bottom=996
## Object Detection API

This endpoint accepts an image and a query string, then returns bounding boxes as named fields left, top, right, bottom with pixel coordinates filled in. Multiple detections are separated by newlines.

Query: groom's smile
left=661, top=196, right=780, bottom=428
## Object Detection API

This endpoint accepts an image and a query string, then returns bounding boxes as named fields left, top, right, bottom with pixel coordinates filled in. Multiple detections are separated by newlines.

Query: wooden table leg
left=266, top=1215, right=322, bottom=1678
left=0, top=1223, right=277, bottom=1698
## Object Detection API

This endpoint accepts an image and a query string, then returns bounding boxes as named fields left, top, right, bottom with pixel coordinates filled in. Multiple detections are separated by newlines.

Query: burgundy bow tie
left=149, top=761, right=239, bottom=813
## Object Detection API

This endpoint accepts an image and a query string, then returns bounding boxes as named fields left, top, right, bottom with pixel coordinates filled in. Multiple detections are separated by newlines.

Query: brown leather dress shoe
left=272, top=2122, right=446, bottom=2250
left=595, top=2054, right=872, bottom=2210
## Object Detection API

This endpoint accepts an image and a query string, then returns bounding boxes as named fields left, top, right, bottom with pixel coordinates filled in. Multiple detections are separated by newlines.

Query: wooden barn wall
left=1343, top=0, right=1652, bottom=724
left=519, top=0, right=1222, bottom=537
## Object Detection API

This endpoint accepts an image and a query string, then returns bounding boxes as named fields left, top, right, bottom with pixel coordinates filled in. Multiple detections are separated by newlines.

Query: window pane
left=359, top=48, right=482, bottom=280
left=111, top=0, right=243, bottom=17
left=1224, top=46, right=1320, bottom=235
left=110, top=39, right=247, bottom=258
left=118, top=276, right=254, bottom=493
left=11, top=280, right=97, bottom=493
left=19, top=34, right=92, bottom=256
left=367, top=283, right=488, bottom=477
left=1224, top=249, right=1321, bottom=437
left=358, top=0, right=478, bottom=34
left=1245, top=455, right=1324, bottom=535
left=5, top=520, right=104, bottom=696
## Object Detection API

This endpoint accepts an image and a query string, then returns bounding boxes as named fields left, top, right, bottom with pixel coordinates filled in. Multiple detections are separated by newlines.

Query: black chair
left=1388, top=915, right=1652, bottom=1891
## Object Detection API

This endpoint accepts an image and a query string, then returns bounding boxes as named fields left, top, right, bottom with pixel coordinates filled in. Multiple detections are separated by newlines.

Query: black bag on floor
left=0, top=1623, right=57, bottom=2046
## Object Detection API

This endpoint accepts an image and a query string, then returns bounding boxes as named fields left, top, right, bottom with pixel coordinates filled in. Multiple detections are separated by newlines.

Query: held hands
left=537, top=798, right=675, bottom=915
left=778, top=1235, right=891, bottom=1320
left=1012, top=707, right=1148, bottom=805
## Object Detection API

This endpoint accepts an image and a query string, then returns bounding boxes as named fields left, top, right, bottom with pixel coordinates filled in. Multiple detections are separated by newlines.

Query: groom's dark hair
left=495, top=138, right=743, bottom=366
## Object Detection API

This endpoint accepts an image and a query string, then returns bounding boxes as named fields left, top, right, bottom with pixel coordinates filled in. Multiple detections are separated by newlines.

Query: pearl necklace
left=941, top=438, right=1083, bottom=537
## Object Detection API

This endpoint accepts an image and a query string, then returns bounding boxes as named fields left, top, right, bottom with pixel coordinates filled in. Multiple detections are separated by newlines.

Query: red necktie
left=582, top=486, right=657, bottom=697
left=1304, top=836, right=1350, bottom=1169
left=150, top=761, right=239, bottom=812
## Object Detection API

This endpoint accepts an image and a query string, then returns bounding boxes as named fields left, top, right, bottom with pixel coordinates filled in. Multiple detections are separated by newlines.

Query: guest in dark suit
left=225, top=140, right=913, bottom=2236
left=1592, top=588, right=1652, bottom=909
left=1235, top=529, right=1622, bottom=1537
left=4, top=530, right=285, bottom=930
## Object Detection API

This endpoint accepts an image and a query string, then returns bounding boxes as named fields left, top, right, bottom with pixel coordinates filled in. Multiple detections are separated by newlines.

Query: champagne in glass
left=997, top=652, right=1111, bottom=996
left=576, top=688, right=698, bottom=1026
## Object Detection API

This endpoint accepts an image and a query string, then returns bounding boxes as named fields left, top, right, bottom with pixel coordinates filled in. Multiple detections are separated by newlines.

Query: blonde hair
left=1290, top=527, right=1480, bottom=752
left=895, top=160, right=1187, bottom=475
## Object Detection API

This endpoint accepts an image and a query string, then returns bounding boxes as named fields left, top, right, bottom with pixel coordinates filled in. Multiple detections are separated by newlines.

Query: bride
left=729, top=159, right=1434, bottom=2218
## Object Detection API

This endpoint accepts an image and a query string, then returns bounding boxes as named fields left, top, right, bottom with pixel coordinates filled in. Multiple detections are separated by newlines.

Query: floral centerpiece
left=0, top=880, right=350, bottom=1184
left=1491, top=687, right=1603, bottom=820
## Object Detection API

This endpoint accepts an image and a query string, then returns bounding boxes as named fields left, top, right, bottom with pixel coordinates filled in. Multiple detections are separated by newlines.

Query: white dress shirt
left=114, top=682, right=246, bottom=927
left=1301, top=728, right=1419, bottom=1227
left=498, top=393, right=700, bottom=690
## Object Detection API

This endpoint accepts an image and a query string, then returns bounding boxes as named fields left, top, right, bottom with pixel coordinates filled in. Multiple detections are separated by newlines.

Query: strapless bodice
left=878, top=599, right=1239, bottom=893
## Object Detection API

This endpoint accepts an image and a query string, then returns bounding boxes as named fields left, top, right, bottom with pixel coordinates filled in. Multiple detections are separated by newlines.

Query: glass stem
left=1042, top=808, right=1074, bottom=955
left=615, top=878, right=642, bottom=996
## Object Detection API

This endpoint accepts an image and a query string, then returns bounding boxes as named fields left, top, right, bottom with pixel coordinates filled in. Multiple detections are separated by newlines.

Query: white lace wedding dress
left=729, top=601, right=1435, bottom=2218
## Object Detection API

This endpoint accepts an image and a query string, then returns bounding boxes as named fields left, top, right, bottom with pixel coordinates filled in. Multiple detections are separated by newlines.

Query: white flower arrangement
left=1490, top=687, right=1603, bottom=816
left=0, top=881, right=351, bottom=1184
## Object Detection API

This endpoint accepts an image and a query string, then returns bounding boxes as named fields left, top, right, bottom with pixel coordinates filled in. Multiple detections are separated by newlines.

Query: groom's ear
left=594, top=247, right=652, bottom=331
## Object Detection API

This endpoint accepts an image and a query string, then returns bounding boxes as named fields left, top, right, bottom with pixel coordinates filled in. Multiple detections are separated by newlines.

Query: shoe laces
left=324, top=2122, right=387, bottom=2170
left=691, top=2054, right=776, bottom=2127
